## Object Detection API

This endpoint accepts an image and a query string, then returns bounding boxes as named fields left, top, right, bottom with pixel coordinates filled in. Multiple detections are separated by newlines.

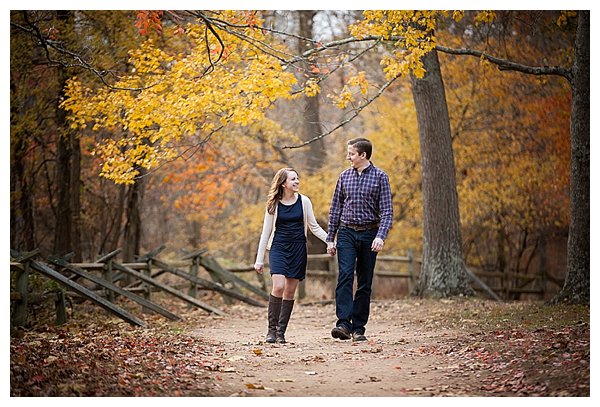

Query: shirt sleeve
left=376, top=172, right=393, bottom=241
left=327, top=175, right=344, bottom=242
left=255, top=209, right=274, bottom=265
left=304, top=196, right=328, bottom=243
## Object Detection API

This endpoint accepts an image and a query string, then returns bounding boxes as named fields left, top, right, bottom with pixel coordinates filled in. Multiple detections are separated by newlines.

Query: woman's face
left=281, top=171, right=299, bottom=193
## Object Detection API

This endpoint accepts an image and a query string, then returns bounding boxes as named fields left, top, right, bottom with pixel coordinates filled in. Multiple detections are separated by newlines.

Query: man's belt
left=340, top=222, right=380, bottom=232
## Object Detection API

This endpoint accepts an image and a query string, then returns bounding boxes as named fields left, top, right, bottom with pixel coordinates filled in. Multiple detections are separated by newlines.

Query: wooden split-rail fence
left=299, top=252, right=562, bottom=301
left=10, top=246, right=562, bottom=332
left=10, top=246, right=269, bottom=332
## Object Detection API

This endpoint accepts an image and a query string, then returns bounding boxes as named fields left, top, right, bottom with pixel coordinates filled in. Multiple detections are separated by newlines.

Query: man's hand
left=371, top=238, right=384, bottom=252
left=326, top=241, right=336, bottom=256
left=254, top=263, right=264, bottom=274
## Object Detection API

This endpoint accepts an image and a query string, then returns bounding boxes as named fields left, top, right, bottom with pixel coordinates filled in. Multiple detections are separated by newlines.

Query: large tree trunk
left=53, top=97, right=82, bottom=260
left=53, top=128, right=72, bottom=256
left=552, top=11, right=590, bottom=304
left=298, top=10, right=325, bottom=172
left=53, top=11, right=82, bottom=261
left=410, top=48, right=474, bottom=298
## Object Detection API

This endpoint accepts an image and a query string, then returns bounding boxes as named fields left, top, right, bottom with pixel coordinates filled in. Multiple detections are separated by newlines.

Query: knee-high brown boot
left=276, top=299, right=295, bottom=344
left=266, top=295, right=282, bottom=343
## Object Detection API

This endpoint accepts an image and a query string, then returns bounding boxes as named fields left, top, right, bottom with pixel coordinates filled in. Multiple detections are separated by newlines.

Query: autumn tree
left=553, top=11, right=589, bottom=303
left=10, top=11, right=148, bottom=259
left=435, top=11, right=588, bottom=303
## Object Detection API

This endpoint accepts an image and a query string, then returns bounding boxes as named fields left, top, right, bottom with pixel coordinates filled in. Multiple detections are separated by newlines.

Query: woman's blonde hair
left=266, top=167, right=297, bottom=214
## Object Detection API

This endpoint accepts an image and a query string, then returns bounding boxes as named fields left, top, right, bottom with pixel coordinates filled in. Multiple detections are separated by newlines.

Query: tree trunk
left=189, top=220, right=201, bottom=249
left=53, top=11, right=82, bottom=261
left=70, top=134, right=82, bottom=261
left=105, top=183, right=126, bottom=253
left=552, top=11, right=590, bottom=304
left=410, top=48, right=474, bottom=298
left=53, top=127, right=72, bottom=256
left=10, top=133, right=35, bottom=251
left=298, top=10, right=325, bottom=172
left=123, top=168, right=146, bottom=262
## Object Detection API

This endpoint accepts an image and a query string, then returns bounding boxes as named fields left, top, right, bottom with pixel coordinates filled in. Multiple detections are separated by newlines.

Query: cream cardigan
left=254, top=193, right=328, bottom=266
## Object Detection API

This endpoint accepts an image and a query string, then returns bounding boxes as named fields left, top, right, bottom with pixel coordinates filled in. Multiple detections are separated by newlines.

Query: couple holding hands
left=254, top=138, right=393, bottom=344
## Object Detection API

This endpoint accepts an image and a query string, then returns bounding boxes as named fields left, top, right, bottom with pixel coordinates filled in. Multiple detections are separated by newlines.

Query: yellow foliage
left=557, top=11, right=578, bottom=27
left=303, top=79, right=321, bottom=97
left=61, top=11, right=297, bottom=185
left=474, top=11, right=497, bottom=26
left=452, top=11, right=465, bottom=22
left=350, top=11, right=438, bottom=81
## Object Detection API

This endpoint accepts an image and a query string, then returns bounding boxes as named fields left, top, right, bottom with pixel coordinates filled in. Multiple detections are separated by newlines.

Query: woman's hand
left=326, top=241, right=336, bottom=256
left=254, top=263, right=264, bottom=274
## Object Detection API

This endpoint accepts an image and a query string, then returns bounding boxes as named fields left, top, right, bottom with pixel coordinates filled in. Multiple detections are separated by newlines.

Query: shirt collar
left=353, top=161, right=373, bottom=175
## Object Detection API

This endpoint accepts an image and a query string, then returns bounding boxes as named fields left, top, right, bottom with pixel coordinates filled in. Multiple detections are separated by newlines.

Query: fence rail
left=9, top=247, right=268, bottom=333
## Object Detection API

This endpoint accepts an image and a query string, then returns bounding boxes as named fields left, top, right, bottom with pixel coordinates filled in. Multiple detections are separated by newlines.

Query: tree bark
left=552, top=11, right=590, bottom=304
left=297, top=10, right=325, bottom=172
left=53, top=11, right=82, bottom=261
left=410, top=48, right=474, bottom=298
left=105, top=184, right=126, bottom=253
left=53, top=126, right=72, bottom=256
left=123, top=168, right=146, bottom=262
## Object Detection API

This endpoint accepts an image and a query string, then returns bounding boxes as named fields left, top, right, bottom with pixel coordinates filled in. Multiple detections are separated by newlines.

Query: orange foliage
left=135, top=11, right=163, bottom=36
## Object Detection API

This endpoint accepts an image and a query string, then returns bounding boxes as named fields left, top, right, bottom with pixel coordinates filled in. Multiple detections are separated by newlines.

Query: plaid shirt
left=327, top=162, right=393, bottom=242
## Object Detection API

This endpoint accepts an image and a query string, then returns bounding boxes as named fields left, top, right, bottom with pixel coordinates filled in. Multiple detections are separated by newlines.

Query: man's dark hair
left=347, top=137, right=372, bottom=159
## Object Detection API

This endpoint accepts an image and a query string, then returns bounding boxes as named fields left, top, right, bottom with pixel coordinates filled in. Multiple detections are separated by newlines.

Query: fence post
left=142, top=258, right=153, bottom=313
left=298, top=279, right=306, bottom=300
left=407, top=250, right=415, bottom=294
left=54, top=289, right=67, bottom=325
left=10, top=249, right=40, bottom=330
left=13, top=260, right=31, bottom=328
left=97, top=249, right=122, bottom=311
left=188, top=255, right=199, bottom=299
left=539, top=237, right=548, bottom=299
left=104, top=258, right=115, bottom=303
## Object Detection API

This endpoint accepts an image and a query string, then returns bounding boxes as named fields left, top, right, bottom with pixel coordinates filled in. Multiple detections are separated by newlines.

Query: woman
left=254, top=168, right=329, bottom=343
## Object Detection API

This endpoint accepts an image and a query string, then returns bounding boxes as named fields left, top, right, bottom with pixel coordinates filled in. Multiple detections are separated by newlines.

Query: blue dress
left=269, top=195, right=307, bottom=280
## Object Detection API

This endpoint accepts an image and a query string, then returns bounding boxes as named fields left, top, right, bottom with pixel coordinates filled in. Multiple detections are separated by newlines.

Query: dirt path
left=10, top=297, right=588, bottom=396
left=192, top=300, right=476, bottom=396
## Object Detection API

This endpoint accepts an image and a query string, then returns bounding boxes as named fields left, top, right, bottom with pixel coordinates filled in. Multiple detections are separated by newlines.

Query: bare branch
left=282, top=74, right=401, bottom=149
left=13, top=11, right=163, bottom=92
left=290, top=41, right=380, bottom=96
left=436, top=44, right=571, bottom=80
left=133, top=122, right=227, bottom=181
left=197, top=13, right=225, bottom=77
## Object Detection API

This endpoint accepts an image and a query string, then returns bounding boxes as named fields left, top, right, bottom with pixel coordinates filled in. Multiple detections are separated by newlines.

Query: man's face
left=347, top=145, right=367, bottom=169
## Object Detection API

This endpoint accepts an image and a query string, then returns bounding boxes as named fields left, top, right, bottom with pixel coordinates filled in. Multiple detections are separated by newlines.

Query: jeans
left=335, top=226, right=378, bottom=334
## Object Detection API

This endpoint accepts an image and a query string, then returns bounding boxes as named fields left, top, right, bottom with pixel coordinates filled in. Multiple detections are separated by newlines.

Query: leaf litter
left=10, top=296, right=589, bottom=396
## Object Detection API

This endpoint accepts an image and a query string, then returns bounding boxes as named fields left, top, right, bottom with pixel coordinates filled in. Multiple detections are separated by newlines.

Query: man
left=326, top=137, right=393, bottom=342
